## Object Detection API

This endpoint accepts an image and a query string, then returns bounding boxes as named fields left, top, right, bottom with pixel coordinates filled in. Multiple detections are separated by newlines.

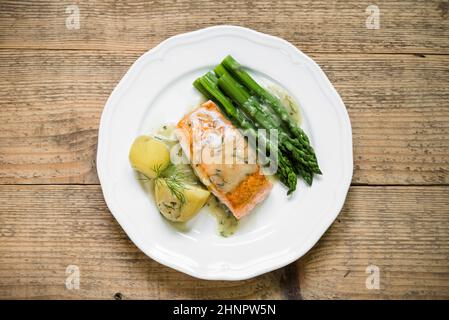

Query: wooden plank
left=0, top=1, right=448, bottom=54
left=310, top=53, right=449, bottom=185
left=1, top=50, right=448, bottom=184
left=0, top=50, right=134, bottom=184
left=297, top=186, right=449, bottom=299
left=0, top=185, right=289, bottom=299
left=0, top=185, right=448, bottom=299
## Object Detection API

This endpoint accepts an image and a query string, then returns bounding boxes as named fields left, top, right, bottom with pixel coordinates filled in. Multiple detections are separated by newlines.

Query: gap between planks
left=1, top=47, right=449, bottom=58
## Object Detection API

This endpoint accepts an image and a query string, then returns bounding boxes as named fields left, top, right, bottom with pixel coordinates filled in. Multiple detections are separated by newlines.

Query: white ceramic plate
left=97, top=26, right=353, bottom=280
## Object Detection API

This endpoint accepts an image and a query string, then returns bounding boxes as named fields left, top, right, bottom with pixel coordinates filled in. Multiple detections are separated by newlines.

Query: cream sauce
left=154, top=124, right=199, bottom=185
left=266, top=83, right=302, bottom=124
left=188, top=107, right=259, bottom=193
left=155, top=122, right=241, bottom=237
left=207, top=196, right=239, bottom=237
left=155, top=123, right=177, bottom=142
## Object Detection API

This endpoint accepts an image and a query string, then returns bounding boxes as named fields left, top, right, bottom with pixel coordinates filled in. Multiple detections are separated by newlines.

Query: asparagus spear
left=214, top=64, right=304, bottom=152
left=221, top=55, right=320, bottom=168
left=199, top=73, right=297, bottom=194
left=214, top=67, right=317, bottom=165
left=215, top=64, right=287, bottom=130
left=195, top=73, right=297, bottom=194
left=217, top=72, right=321, bottom=174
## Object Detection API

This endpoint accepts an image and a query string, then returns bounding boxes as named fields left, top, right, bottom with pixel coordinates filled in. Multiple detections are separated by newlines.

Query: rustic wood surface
left=1, top=0, right=448, bottom=53
left=1, top=51, right=448, bottom=185
left=0, top=0, right=448, bottom=299
left=0, top=185, right=447, bottom=299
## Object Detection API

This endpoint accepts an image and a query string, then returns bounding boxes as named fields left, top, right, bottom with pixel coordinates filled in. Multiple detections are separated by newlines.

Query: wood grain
left=0, top=1, right=448, bottom=54
left=297, top=186, right=449, bottom=299
left=0, top=50, right=133, bottom=184
left=1, top=50, right=448, bottom=184
left=0, top=185, right=447, bottom=299
left=1, top=0, right=448, bottom=300
left=0, top=185, right=287, bottom=300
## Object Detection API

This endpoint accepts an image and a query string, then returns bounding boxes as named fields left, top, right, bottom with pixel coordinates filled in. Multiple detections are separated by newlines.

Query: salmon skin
left=176, top=100, right=272, bottom=219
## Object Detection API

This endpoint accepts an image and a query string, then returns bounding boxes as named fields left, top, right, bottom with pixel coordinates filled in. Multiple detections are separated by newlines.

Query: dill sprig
left=139, top=162, right=188, bottom=207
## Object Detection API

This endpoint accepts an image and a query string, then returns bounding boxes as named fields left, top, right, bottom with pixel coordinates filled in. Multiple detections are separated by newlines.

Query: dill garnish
left=140, top=162, right=189, bottom=207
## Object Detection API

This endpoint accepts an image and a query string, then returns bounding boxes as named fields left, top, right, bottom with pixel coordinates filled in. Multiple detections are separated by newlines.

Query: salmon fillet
left=176, top=100, right=272, bottom=219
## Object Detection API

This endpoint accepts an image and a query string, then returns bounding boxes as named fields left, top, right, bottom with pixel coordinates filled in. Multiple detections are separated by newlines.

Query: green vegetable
left=194, top=73, right=297, bottom=194
left=216, top=72, right=321, bottom=174
left=221, top=55, right=320, bottom=172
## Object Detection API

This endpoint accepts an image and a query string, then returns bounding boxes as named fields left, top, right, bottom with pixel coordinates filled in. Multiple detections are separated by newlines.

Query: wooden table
left=1, top=0, right=448, bottom=300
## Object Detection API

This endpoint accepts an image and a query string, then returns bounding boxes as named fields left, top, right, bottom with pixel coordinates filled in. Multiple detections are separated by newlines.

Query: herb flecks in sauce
left=266, top=83, right=302, bottom=125
left=156, top=123, right=240, bottom=237
left=155, top=124, right=199, bottom=186
left=188, top=108, right=259, bottom=194
left=208, top=196, right=239, bottom=237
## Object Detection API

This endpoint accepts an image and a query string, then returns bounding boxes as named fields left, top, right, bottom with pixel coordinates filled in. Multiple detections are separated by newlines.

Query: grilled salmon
left=176, top=100, right=272, bottom=219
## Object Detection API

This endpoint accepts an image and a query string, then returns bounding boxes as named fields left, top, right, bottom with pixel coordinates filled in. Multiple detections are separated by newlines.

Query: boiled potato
left=129, top=135, right=170, bottom=178
left=155, top=179, right=210, bottom=222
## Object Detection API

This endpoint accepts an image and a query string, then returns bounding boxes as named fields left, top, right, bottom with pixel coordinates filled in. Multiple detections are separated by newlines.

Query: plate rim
left=97, top=25, right=353, bottom=280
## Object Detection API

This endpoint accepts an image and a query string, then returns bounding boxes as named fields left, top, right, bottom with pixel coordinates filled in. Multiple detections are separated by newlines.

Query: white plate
left=97, top=26, right=353, bottom=280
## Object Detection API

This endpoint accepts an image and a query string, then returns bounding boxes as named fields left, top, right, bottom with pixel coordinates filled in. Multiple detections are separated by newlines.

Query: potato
left=155, top=179, right=210, bottom=222
left=129, top=135, right=170, bottom=178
